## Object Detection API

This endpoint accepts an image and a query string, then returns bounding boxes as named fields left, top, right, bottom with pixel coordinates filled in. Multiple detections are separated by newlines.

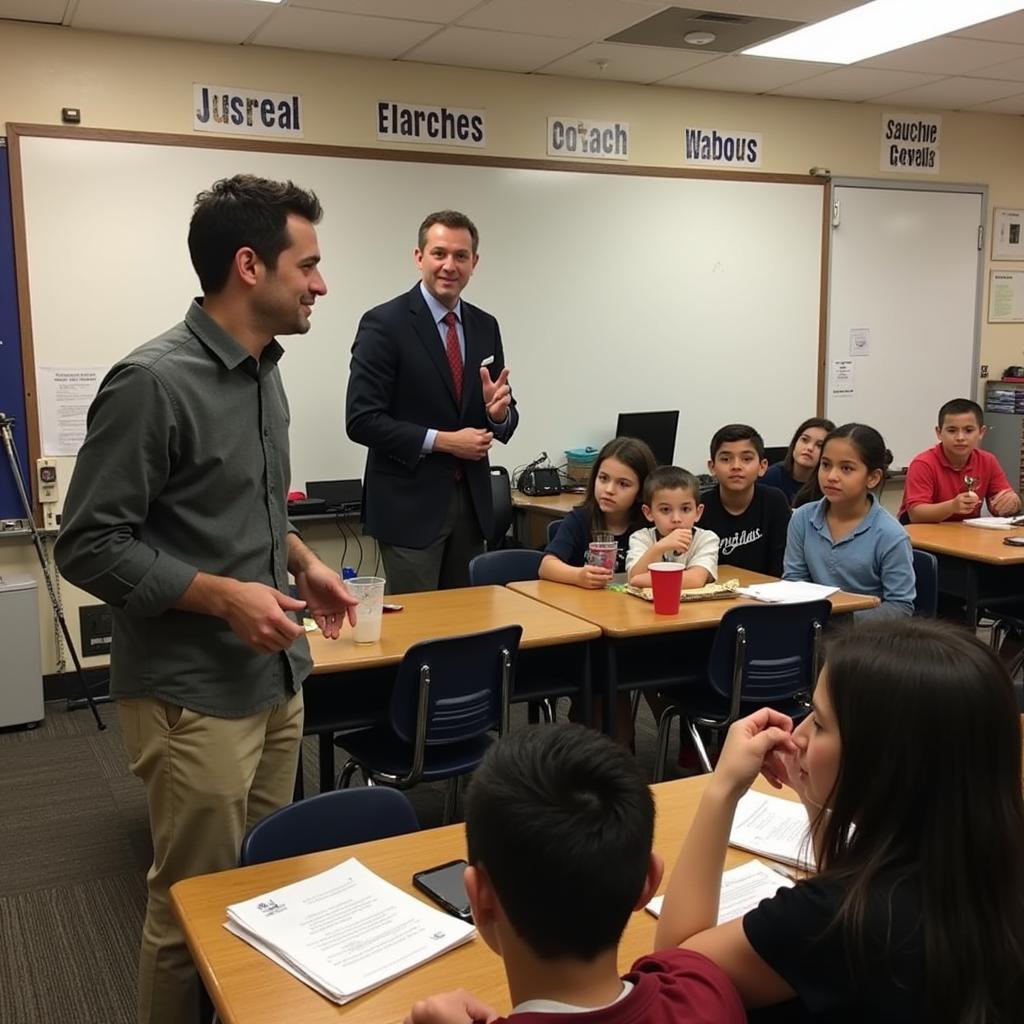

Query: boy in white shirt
left=626, top=467, right=719, bottom=589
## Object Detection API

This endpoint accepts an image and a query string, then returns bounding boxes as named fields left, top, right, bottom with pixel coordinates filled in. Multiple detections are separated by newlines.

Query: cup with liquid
left=347, top=576, right=386, bottom=643
left=586, top=541, right=617, bottom=573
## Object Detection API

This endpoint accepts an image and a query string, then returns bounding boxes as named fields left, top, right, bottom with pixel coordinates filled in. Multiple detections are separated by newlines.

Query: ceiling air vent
left=606, top=7, right=801, bottom=53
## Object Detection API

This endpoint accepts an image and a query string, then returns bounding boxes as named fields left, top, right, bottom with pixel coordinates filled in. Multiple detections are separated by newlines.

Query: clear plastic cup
left=586, top=541, right=617, bottom=572
left=348, top=576, right=385, bottom=643
left=649, top=562, right=684, bottom=614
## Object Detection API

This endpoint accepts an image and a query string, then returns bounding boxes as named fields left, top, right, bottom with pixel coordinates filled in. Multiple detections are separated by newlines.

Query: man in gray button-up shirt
left=55, top=175, right=356, bottom=1024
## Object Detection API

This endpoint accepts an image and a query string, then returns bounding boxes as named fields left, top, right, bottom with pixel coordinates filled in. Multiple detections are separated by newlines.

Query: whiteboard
left=825, top=182, right=984, bottom=468
left=15, top=130, right=824, bottom=488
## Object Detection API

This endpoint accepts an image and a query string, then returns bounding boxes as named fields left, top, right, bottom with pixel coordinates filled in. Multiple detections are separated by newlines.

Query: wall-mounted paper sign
left=881, top=112, right=940, bottom=174
left=989, top=270, right=1024, bottom=323
left=831, top=360, right=855, bottom=398
left=194, top=84, right=302, bottom=138
left=991, top=208, right=1024, bottom=261
left=849, top=328, right=870, bottom=357
left=547, top=117, right=629, bottom=160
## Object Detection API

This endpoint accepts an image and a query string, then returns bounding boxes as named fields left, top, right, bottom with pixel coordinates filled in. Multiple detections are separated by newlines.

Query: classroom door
left=825, top=182, right=984, bottom=469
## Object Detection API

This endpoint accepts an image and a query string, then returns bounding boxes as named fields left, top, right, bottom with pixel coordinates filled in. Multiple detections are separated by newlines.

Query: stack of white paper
left=224, top=858, right=475, bottom=1005
left=736, top=581, right=838, bottom=604
left=646, top=859, right=795, bottom=924
left=727, top=791, right=814, bottom=869
left=962, top=517, right=1019, bottom=530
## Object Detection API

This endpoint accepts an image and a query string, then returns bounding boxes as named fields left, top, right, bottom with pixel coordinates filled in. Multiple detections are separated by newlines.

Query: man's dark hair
left=188, top=174, right=322, bottom=294
left=465, top=724, right=654, bottom=962
left=709, top=423, right=766, bottom=460
left=937, top=398, right=984, bottom=429
left=643, top=465, right=701, bottom=505
left=418, top=210, right=480, bottom=253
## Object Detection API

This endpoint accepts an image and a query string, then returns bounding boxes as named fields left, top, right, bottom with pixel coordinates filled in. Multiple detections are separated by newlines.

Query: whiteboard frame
left=7, top=123, right=829, bottom=516
left=824, top=175, right=986, bottom=465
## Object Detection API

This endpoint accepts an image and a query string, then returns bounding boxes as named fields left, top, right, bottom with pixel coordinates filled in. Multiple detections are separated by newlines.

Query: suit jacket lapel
left=408, top=285, right=459, bottom=407
left=460, top=301, right=483, bottom=416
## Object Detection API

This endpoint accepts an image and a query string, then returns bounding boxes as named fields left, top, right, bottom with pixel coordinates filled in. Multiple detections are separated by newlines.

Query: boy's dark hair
left=188, top=174, right=322, bottom=295
left=418, top=210, right=479, bottom=253
left=643, top=465, right=701, bottom=506
left=465, top=723, right=654, bottom=962
left=709, top=423, right=766, bottom=460
left=937, top=398, right=984, bottom=429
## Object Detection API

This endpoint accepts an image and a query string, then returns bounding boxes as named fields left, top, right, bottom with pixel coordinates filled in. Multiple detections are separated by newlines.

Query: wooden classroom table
left=511, top=490, right=583, bottom=547
left=905, top=522, right=1024, bottom=626
left=172, top=774, right=792, bottom=1024
left=508, top=568, right=880, bottom=732
left=304, top=586, right=600, bottom=791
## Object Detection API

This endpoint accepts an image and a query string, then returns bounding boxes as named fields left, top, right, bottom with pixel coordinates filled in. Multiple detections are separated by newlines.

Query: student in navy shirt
left=541, top=436, right=655, bottom=587
left=762, top=417, right=833, bottom=507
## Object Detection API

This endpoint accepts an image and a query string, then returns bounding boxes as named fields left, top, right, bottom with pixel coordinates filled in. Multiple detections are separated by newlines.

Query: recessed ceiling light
left=744, top=0, right=1024, bottom=65
left=684, top=31, right=717, bottom=46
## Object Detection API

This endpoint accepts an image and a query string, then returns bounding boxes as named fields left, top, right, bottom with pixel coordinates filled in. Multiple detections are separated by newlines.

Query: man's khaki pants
left=119, top=690, right=304, bottom=1024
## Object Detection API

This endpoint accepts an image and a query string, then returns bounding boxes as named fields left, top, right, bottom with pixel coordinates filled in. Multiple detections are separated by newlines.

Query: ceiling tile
left=955, top=11, right=1024, bottom=46
left=873, top=76, right=1024, bottom=110
left=539, top=40, right=720, bottom=84
left=770, top=67, right=944, bottom=102
left=860, top=37, right=1024, bottom=75
left=962, top=92, right=1024, bottom=114
left=253, top=7, right=441, bottom=57
left=404, top=25, right=583, bottom=73
left=638, top=1, right=864, bottom=19
left=460, top=0, right=657, bottom=40
left=656, top=54, right=832, bottom=92
left=71, top=0, right=273, bottom=44
left=0, top=0, right=67, bottom=22
left=966, top=55, right=1024, bottom=82
left=287, top=0, right=479, bottom=21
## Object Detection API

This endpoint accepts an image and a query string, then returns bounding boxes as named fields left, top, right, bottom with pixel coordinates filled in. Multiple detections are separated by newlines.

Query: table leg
left=604, top=641, right=618, bottom=736
left=965, top=562, right=979, bottom=628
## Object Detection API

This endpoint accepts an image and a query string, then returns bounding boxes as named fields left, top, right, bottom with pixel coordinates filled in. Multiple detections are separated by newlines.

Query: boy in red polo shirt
left=899, top=398, right=1021, bottom=523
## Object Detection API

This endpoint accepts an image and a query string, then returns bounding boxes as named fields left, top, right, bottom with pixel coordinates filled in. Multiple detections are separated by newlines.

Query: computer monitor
left=764, top=445, right=788, bottom=465
left=306, top=478, right=363, bottom=512
left=615, top=411, right=679, bottom=467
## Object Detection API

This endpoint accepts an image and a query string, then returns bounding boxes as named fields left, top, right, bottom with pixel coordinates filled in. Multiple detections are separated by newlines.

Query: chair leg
left=541, top=698, right=555, bottom=723
left=653, top=706, right=681, bottom=783
left=337, top=759, right=360, bottom=789
left=442, top=777, right=461, bottom=825
left=685, top=719, right=715, bottom=774
left=630, top=689, right=641, bottom=725
left=293, top=747, right=305, bottom=802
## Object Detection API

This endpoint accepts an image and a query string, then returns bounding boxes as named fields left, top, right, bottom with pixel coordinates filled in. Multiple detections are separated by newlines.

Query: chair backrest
left=546, top=517, right=564, bottom=545
left=468, top=549, right=543, bottom=586
left=240, top=787, right=419, bottom=866
left=488, top=466, right=514, bottom=547
left=708, top=601, right=832, bottom=719
left=911, top=548, right=938, bottom=617
left=390, top=625, right=522, bottom=756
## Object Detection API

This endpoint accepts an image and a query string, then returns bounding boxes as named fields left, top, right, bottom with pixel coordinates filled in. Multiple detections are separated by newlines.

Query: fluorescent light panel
left=744, top=1, right=1024, bottom=65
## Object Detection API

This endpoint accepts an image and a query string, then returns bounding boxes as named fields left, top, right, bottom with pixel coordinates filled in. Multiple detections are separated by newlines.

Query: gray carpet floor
left=0, top=695, right=673, bottom=1024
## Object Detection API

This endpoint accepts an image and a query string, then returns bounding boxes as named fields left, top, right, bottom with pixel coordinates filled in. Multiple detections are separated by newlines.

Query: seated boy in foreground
left=404, top=724, right=744, bottom=1024
left=899, top=398, right=1020, bottom=523
left=626, top=466, right=719, bottom=590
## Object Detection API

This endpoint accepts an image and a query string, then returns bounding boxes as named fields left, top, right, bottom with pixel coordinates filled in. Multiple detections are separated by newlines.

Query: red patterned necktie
left=443, top=311, right=463, bottom=403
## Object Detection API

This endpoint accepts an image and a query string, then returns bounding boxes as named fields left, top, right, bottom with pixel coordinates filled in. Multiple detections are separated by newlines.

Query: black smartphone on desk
left=412, top=859, right=472, bottom=921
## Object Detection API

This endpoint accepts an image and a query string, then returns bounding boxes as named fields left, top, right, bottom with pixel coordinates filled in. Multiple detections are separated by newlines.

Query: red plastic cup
left=649, top=562, right=684, bottom=615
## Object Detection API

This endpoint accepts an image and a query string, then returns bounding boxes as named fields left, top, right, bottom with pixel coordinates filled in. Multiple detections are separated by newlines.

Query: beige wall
left=0, top=20, right=1021, bottom=672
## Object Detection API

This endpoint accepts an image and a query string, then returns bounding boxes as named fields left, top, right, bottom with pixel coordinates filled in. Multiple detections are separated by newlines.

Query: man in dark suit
left=346, top=210, right=518, bottom=592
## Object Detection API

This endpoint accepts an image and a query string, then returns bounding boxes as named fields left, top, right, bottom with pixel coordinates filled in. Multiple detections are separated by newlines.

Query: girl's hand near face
left=712, top=709, right=798, bottom=799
